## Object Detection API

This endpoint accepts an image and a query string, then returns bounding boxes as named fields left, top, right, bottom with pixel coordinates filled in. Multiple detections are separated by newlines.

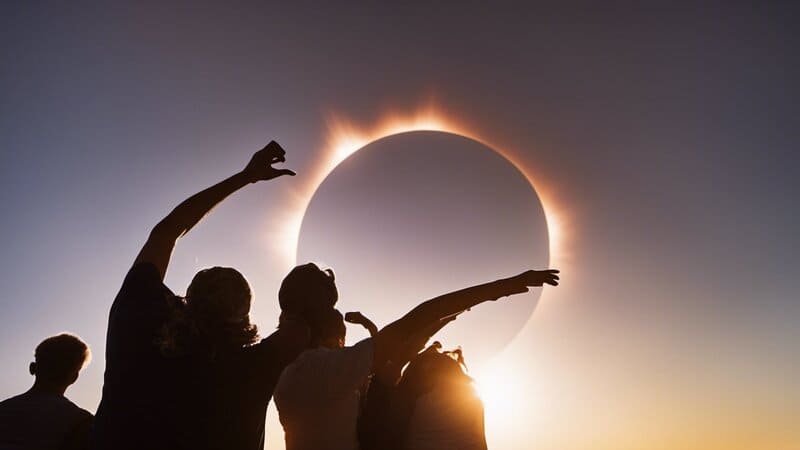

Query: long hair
left=157, top=267, right=259, bottom=359
left=398, top=345, right=473, bottom=399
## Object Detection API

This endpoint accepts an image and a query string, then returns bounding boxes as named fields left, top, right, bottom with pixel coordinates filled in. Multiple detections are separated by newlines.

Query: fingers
left=517, top=269, right=561, bottom=287
left=275, top=169, right=296, bottom=177
left=344, top=312, right=362, bottom=323
left=265, top=140, right=287, bottom=159
left=541, top=272, right=559, bottom=286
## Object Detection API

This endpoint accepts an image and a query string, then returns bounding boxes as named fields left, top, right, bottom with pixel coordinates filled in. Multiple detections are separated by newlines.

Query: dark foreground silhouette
left=0, top=334, right=93, bottom=450
left=272, top=265, right=558, bottom=450
left=91, top=141, right=311, bottom=450
left=12, top=141, right=559, bottom=450
left=360, top=343, right=486, bottom=450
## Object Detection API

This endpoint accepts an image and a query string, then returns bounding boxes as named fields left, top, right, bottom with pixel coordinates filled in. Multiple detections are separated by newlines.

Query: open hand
left=243, top=140, right=296, bottom=182
left=514, top=269, right=560, bottom=288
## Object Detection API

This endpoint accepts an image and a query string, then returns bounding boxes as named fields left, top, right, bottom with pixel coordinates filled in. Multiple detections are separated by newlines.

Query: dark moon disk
left=297, top=131, right=549, bottom=365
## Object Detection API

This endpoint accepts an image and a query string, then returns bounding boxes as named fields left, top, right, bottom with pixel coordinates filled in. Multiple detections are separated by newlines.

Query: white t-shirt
left=274, top=338, right=374, bottom=450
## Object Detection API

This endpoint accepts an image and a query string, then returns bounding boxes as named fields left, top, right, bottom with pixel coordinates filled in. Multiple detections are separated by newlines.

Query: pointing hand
left=243, top=140, right=296, bottom=182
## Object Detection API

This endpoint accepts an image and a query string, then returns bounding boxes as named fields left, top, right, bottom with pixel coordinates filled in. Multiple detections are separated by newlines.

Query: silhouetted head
left=279, top=263, right=338, bottom=315
left=186, top=266, right=253, bottom=321
left=29, top=333, right=90, bottom=389
left=310, top=308, right=346, bottom=349
left=158, top=266, right=259, bottom=358
left=399, top=344, right=472, bottom=399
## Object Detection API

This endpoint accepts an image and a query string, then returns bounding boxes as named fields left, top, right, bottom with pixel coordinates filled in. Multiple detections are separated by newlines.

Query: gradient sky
left=1, top=3, right=798, bottom=450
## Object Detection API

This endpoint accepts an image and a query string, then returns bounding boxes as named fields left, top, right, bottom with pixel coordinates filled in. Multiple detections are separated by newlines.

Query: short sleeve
left=106, top=262, right=173, bottom=363
left=109, top=262, right=168, bottom=318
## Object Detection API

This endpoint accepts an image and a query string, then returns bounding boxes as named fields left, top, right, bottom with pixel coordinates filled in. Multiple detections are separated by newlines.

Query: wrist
left=237, top=170, right=259, bottom=185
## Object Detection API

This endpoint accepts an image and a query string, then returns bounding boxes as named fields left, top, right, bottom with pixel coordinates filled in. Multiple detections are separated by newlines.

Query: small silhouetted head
left=29, top=334, right=90, bottom=386
left=158, top=266, right=259, bottom=358
left=310, top=308, right=346, bottom=349
left=399, top=345, right=472, bottom=399
left=279, top=263, right=338, bottom=314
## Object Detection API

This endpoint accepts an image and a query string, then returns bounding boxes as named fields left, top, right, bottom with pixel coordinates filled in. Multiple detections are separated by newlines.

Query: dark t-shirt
left=0, top=390, right=92, bottom=450
left=91, top=263, right=304, bottom=450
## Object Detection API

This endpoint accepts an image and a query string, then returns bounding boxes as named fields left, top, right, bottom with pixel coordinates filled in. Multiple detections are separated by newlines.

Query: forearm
left=364, top=320, right=379, bottom=338
left=134, top=140, right=294, bottom=280
left=373, top=277, right=525, bottom=366
left=384, top=277, right=524, bottom=339
left=135, top=171, right=254, bottom=279
left=156, top=171, right=252, bottom=239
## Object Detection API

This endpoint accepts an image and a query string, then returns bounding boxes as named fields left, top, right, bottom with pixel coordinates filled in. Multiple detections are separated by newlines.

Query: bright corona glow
left=273, top=101, right=570, bottom=277
left=474, top=361, right=531, bottom=440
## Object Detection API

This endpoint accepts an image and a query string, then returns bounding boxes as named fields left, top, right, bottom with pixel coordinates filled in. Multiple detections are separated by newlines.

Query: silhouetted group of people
left=0, top=141, right=559, bottom=450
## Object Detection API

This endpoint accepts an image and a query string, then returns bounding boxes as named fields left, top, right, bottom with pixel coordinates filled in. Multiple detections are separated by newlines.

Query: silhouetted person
left=360, top=344, right=486, bottom=450
left=0, top=333, right=93, bottom=450
left=91, top=141, right=310, bottom=450
left=273, top=264, right=559, bottom=450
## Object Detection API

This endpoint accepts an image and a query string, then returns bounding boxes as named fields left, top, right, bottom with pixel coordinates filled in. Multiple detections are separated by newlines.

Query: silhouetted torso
left=92, top=263, right=299, bottom=450
left=273, top=339, right=374, bottom=450
left=0, top=390, right=92, bottom=450
left=359, top=359, right=486, bottom=450
left=402, top=383, right=486, bottom=450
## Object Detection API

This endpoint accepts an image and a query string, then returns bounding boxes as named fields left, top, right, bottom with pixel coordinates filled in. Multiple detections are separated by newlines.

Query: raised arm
left=134, top=141, right=295, bottom=279
left=344, top=311, right=379, bottom=337
left=372, top=269, right=559, bottom=368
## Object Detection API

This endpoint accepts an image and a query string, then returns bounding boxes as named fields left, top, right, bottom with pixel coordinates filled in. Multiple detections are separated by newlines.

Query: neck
left=30, top=379, right=68, bottom=396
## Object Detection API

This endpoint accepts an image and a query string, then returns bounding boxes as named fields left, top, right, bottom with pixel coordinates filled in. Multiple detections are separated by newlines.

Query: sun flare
left=473, top=362, right=532, bottom=439
left=272, top=102, right=569, bottom=277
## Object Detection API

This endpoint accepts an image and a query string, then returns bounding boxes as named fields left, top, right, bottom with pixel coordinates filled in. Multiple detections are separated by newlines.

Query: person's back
left=204, top=331, right=310, bottom=450
left=92, top=263, right=308, bottom=450
left=0, top=390, right=92, bottom=450
left=274, top=335, right=374, bottom=450
left=402, top=382, right=486, bottom=450
left=359, top=346, right=487, bottom=450
left=91, top=263, right=199, bottom=450
left=93, top=141, right=306, bottom=450
left=0, top=334, right=93, bottom=450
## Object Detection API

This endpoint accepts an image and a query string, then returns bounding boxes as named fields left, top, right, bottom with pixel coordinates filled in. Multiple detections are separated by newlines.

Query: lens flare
left=474, top=363, right=527, bottom=435
left=273, top=102, right=570, bottom=281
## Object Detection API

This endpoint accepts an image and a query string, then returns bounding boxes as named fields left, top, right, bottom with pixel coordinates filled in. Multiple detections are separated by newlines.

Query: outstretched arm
left=134, top=141, right=295, bottom=279
left=372, top=269, right=559, bottom=368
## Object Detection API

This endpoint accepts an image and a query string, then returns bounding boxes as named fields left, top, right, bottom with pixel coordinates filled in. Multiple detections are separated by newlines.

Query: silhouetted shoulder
left=0, top=391, right=93, bottom=450
left=109, top=262, right=173, bottom=319
left=404, top=386, right=486, bottom=450
left=276, top=338, right=374, bottom=402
